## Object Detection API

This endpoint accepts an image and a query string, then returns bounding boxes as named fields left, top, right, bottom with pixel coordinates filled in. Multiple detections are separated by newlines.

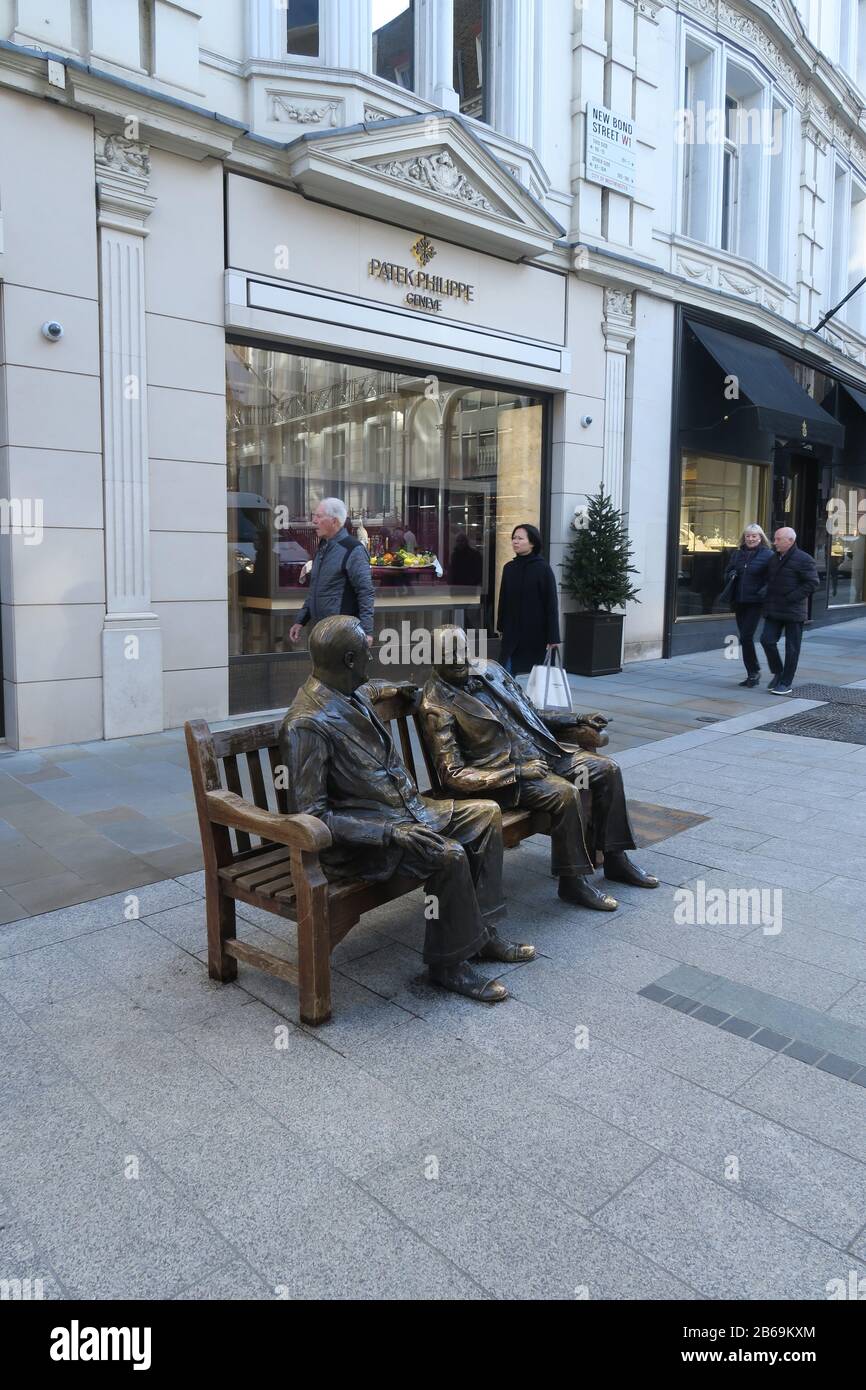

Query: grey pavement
left=2, top=621, right=866, bottom=1299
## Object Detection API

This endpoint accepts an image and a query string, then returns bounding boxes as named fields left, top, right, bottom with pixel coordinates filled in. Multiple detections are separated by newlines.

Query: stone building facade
left=0, top=0, right=864, bottom=746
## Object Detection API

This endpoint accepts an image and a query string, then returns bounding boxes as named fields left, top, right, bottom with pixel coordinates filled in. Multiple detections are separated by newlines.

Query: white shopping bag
left=525, top=648, right=573, bottom=713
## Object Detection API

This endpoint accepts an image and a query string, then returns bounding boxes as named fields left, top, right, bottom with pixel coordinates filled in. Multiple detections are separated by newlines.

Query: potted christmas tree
left=560, top=484, right=640, bottom=676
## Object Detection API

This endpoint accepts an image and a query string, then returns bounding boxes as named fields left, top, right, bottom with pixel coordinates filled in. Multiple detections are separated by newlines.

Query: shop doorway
left=772, top=449, right=821, bottom=618
left=772, top=450, right=820, bottom=553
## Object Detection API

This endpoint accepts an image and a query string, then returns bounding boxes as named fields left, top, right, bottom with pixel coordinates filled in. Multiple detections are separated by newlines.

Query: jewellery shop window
left=226, top=343, right=546, bottom=714
left=828, top=477, right=866, bottom=607
left=676, top=452, right=769, bottom=619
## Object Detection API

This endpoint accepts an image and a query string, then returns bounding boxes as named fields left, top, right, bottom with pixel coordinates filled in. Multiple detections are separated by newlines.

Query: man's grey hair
left=318, top=497, right=347, bottom=525
left=775, top=526, right=797, bottom=542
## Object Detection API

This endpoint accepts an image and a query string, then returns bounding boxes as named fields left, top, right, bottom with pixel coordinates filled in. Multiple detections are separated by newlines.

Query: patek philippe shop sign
left=585, top=102, right=636, bottom=197
left=368, top=235, right=476, bottom=314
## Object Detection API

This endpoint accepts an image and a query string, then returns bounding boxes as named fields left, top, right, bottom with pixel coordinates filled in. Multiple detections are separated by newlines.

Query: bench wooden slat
left=247, top=748, right=270, bottom=813
left=222, top=755, right=252, bottom=853
left=230, top=860, right=295, bottom=894
left=396, top=717, right=417, bottom=779
left=220, top=846, right=290, bottom=881
left=213, top=720, right=283, bottom=759
left=268, top=745, right=289, bottom=815
left=224, top=938, right=299, bottom=985
left=236, top=867, right=294, bottom=896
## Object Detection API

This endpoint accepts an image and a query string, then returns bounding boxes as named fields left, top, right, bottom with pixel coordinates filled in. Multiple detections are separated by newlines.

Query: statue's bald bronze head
left=309, top=616, right=371, bottom=695
left=432, top=625, right=473, bottom=687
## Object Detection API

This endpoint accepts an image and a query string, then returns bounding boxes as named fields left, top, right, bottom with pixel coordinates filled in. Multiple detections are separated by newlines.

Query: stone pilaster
left=95, top=132, right=163, bottom=739
left=416, top=0, right=459, bottom=110
left=322, top=0, right=372, bottom=70
left=490, top=0, right=535, bottom=144
left=601, top=287, right=635, bottom=513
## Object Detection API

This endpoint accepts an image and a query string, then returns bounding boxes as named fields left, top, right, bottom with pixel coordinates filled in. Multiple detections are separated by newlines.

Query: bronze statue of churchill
left=278, top=616, right=535, bottom=1004
left=419, top=627, right=658, bottom=911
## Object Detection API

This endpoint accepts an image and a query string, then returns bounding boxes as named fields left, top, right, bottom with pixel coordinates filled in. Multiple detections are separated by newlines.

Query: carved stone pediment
left=282, top=113, right=565, bottom=260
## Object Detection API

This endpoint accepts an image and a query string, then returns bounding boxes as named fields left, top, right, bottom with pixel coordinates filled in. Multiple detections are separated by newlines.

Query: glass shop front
left=227, top=341, right=546, bottom=713
left=668, top=313, right=866, bottom=655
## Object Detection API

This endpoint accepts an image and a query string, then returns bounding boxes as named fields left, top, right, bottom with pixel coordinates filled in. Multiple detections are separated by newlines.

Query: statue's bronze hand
left=519, top=759, right=548, bottom=781
left=392, top=824, right=447, bottom=855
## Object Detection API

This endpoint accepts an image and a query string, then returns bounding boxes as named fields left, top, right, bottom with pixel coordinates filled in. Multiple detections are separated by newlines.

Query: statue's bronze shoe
left=603, top=851, right=659, bottom=889
left=558, top=875, right=618, bottom=911
left=428, top=962, right=510, bottom=1003
left=474, top=931, right=536, bottom=964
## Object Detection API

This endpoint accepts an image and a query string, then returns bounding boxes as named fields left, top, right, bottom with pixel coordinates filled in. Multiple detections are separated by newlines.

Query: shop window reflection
left=676, top=452, right=768, bottom=618
left=226, top=344, right=545, bottom=713
left=373, top=0, right=415, bottom=89
left=828, top=480, right=866, bottom=605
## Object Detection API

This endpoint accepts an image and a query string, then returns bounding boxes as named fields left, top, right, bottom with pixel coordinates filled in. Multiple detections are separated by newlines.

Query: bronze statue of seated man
left=418, top=626, right=658, bottom=911
left=278, top=615, right=535, bottom=1004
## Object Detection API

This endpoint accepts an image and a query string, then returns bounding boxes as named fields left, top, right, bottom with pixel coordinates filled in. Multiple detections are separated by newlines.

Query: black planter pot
left=565, top=611, right=624, bottom=676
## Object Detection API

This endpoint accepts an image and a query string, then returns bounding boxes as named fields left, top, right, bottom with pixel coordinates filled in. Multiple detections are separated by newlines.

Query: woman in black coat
left=723, top=524, right=772, bottom=686
left=496, top=524, right=561, bottom=675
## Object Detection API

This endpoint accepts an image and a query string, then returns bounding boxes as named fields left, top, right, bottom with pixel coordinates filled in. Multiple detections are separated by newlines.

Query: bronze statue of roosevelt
left=419, top=627, right=658, bottom=911
left=278, top=615, right=535, bottom=1004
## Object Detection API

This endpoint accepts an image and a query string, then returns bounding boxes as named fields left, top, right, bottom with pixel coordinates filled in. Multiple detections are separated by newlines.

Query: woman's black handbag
left=717, top=573, right=737, bottom=608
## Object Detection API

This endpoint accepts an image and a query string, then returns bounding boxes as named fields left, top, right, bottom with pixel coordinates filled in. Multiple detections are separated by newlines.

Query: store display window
left=226, top=343, right=545, bottom=712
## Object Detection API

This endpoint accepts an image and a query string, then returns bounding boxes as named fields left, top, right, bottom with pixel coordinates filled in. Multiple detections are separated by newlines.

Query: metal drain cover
left=791, top=684, right=866, bottom=705
left=762, top=701, right=866, bottom=744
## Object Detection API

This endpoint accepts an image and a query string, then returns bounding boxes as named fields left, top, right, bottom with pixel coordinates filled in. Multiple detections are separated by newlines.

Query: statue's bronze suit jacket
left=280, top=676, right=453, bottom=882
left=419, top=661, right=594, bottom=806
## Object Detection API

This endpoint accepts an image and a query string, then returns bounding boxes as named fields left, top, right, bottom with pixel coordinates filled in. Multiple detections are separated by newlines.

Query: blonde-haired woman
left=723, top=524, right=773, bottom=687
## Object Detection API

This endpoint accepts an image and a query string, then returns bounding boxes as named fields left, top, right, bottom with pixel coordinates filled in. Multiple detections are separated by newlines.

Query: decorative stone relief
left=832, top=119, right=854, bottom=154
left=268, top=94, right=341, bottom=126
left=677, top=255, right=714, bottom=283
left=717, top=3, right=806, bottom=100
left=604, top=288, right=634, bottom=320
left=95, top=133, right=151, bottom=180
left=801, top=119, right=830, bottom=155
left=368, top=151, right=497, bottom=212
left=363, top=105, right=393, bottom=123
left=719, top=269, right=760, bottom=299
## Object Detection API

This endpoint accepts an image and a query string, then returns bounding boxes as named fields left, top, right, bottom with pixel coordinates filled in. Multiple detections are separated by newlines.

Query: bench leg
left=293, top=851, right=331, bottom=1025
left=297, top=912, right=331, bottom=1025
left=206, top=879, right=238, bottom=983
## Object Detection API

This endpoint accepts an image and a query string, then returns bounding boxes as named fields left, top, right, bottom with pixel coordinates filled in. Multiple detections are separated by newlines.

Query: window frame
left=452, top=0, right=492, bottom=125
left=285, top=0, right=322, bottom=61
left=677, top=22, right=792, bottom=280
left=372, top=0, right=418, bottom=94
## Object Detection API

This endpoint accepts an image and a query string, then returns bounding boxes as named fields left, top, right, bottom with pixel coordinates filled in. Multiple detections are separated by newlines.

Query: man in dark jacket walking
left=760, top=528, right=820, bottom=694
left=290, top=498, right=375, bottom=646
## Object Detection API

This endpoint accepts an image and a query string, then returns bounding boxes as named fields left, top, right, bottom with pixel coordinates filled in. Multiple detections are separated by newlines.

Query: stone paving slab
left=594, top=1157, right=866, bottom=1301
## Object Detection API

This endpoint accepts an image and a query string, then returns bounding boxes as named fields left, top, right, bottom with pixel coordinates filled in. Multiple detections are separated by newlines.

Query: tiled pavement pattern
left=642, top=969, right=866, bottom=1086
left=0, top=618, right=865, bottom=920
left=3, top=709, right=866, bottom=1299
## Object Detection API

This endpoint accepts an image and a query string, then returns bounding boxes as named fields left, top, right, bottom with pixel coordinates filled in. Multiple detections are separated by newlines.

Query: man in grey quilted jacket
left=290, top=498, right=375, bottom=645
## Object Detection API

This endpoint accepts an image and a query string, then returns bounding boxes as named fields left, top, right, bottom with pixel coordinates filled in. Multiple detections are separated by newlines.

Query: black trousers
left=734, top=603, right=763, bottom=676
left=760, top=617, right=804, bottom=687
left=499, top=753, right=636, bottom=878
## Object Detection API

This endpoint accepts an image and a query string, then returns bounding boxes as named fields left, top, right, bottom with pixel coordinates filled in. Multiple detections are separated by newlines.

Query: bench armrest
left=205, top=790, right=331, bottom=852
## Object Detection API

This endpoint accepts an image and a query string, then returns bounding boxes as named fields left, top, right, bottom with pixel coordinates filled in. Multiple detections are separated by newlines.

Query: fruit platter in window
left=370, top=548, right=441, bottom=574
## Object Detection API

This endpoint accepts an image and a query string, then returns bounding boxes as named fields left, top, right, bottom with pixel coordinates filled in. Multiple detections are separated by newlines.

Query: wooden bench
left=185, top=688, right=592, bottom=1026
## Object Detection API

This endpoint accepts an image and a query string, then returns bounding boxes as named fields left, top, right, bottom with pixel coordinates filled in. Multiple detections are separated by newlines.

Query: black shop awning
left=840, top=381, right=866, bottom=415
left=688, top=321, right=845, bottom=448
